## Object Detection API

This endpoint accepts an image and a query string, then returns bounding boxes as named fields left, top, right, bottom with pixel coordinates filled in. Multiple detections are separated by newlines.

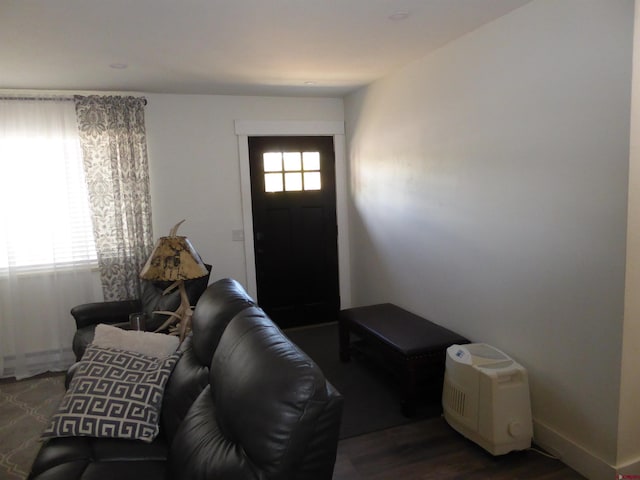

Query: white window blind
left=0, top=99, right=97, bottom=271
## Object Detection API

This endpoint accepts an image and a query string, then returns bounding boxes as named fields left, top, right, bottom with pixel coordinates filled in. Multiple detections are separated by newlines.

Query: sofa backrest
left=161, top=277, right=255, bottom=442
left=190, top=277, right=255, bottom=367
left=168, top=307, right=343, bottom=480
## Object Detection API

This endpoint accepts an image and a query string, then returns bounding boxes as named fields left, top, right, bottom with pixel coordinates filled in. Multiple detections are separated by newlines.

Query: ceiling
left=1, top=0, right=532, bottom=97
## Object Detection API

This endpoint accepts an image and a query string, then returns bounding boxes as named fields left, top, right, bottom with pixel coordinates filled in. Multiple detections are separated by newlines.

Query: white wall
left=144, top=94, right=344, bottom=288
left=344, top=1, right=633, bottom=477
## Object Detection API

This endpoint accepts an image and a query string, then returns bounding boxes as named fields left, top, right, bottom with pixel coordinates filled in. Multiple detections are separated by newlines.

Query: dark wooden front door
left=248, top=136, right=339, bottom=328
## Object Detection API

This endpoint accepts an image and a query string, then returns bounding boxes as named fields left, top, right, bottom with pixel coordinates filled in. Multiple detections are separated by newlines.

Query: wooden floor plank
left=333, top=417, right=585, bottom=480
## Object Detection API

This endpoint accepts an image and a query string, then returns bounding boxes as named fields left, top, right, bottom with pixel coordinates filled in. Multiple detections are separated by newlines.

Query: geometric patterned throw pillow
left=42, top=345, right=181, bottom=443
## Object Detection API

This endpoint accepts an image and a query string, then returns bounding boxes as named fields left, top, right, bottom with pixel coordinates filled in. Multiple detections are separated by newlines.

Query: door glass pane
left=304, top=172, right=321, bottom=190
left=283, top=152, right=302, bottom=171
left=284, top=172, right=303, bottom=191
left=265, top=173, right=283, bottom=192
left=264, top=152, right=282, bottom=172
left=303, top=152, right=320, bottom=171
left=262, top=150, right=322, bottom=193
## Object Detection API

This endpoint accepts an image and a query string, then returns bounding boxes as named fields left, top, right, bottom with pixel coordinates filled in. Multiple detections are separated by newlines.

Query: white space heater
left=442, top=343, right=533, bottom=455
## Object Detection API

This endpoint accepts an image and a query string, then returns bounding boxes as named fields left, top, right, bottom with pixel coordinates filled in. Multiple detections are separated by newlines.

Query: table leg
left=401, top=360, right=418, bottom=417
left=339, top=319, right=351, bottom=362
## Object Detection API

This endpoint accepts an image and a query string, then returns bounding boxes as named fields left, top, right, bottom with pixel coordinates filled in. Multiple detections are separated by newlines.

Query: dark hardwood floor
left=333, top=416, right=585, bottom=480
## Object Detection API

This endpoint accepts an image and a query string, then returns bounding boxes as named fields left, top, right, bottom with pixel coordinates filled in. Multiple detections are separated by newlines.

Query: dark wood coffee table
left=339, top=303, right=469, bottom=417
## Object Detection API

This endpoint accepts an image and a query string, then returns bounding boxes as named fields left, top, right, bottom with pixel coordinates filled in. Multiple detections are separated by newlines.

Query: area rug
left=284, top=322, right=443, bottom=439
left=0, top=372, right=65, bottom=480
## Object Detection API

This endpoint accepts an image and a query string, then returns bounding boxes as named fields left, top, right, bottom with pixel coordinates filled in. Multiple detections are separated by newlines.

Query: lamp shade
left=139, top=236, right=208, bottom=282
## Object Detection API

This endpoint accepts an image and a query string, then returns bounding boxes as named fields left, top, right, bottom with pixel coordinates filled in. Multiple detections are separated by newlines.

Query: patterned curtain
left=74, top=95, right=154, bottom=301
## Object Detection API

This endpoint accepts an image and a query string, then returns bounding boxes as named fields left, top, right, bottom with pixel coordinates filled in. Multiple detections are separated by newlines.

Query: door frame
left=235, top=120, right=352, bottom=310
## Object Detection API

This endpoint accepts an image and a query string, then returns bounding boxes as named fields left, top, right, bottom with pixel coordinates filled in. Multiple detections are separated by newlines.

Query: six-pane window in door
left=263, top=151, right=321, bottom=192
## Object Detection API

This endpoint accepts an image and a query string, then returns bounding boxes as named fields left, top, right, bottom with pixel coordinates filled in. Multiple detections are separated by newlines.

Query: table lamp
left=139, top=220, right=208, bottom=341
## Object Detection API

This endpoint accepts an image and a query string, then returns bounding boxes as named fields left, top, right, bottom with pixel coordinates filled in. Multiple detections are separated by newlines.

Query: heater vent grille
left=443, top=380, right=466, bottom=417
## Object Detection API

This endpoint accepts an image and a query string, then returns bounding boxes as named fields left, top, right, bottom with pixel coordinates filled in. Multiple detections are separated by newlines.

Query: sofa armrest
left=70, top=300, right=142, bottom=329
left=294, top=381, right=343, bottom=480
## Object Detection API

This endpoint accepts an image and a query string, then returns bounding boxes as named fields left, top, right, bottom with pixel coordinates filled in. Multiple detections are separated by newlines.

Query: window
left=0, top=99, right=97, bottom=271
left=263, top=151, right=321, bottom=192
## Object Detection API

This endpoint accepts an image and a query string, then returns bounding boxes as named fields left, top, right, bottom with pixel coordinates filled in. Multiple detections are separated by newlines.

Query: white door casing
left=234, top=120, right=352, bottom=309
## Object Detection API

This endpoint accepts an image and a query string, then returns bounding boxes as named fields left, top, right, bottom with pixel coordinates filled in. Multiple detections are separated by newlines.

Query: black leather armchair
left=71, top=265, right=211, bottom=360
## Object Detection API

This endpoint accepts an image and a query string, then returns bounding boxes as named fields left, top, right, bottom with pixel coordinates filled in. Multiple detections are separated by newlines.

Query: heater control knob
left=508, top=421, right=525, bottom=438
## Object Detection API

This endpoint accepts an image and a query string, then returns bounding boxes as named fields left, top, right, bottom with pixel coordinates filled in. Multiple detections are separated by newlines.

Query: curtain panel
left=0, top=97, right=102, bottom=379
left=74, top=96, right=154, bottom=301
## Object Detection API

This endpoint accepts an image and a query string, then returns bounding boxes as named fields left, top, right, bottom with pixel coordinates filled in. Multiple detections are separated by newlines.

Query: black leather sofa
left=28, top=278, right=344, bottom=480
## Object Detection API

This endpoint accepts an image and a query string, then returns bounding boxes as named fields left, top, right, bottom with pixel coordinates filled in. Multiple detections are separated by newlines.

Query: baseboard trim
left=616, top=456, right=640, bottom=477
left=533, top=419, right=615, bottom=480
